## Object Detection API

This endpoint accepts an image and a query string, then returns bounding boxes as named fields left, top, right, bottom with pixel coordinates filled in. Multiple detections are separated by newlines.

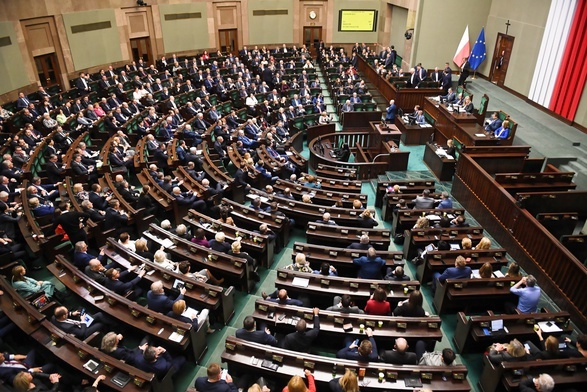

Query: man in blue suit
left=385, top=100, right=397, bottom=122
left=432, top=256, right=472, bottom=291
left=132, top=345, right=185, bottom=379
left=147, top=280, right=185, bottom=314
left=353, top=247, right=386, bottom=279
left=104, top=267, right=145, bottom=298
left=484, top=112, right=503, bottom=133
left=235, top=316, right=278, bottom=346
left=73, top=241, right=106, bottom=269
left=336, top=327, right=379, bottom=361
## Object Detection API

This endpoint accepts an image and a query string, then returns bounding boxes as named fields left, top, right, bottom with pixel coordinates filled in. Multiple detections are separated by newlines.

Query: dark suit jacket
left=45, top=161, right=65, bottom=183
left=104, top=207, right=129, bottom=230
left=132, top=351, right=173, bottom=379
left=89, top=192, right=108, bottom=211
left=235, top=328, right=278, bottom=346
left=281, top=315, right=319, bottom=352
left=336, top=336, right=379, bottom=361
left=380, top=349, right=417, bottom=364
left=105, top=270, right=141, bottom=295
left=147, top=291, right=183, bottom=314
left=51, top=211, right=89, bottom=240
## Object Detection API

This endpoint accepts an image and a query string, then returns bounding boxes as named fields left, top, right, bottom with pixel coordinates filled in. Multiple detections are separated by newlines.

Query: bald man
left=380, top=338, right=417, bottom=364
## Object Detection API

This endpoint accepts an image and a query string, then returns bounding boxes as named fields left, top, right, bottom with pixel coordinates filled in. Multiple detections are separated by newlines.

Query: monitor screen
left=338, top=10, right=378, bottom=32
left=491, top=319, right=504, bottom=331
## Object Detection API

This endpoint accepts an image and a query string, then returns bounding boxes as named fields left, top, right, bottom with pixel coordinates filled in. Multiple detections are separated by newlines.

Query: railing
left=452, top=152, right=587, bottom=331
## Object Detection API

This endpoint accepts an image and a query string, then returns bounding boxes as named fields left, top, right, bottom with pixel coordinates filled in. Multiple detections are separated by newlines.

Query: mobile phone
left=278, top=313, right=286, bottom=321
left=524, top=343, right=530, bottom=350
left=353, top=339, right=360, bottom=346
left=80, top=308, right=85, bottom=315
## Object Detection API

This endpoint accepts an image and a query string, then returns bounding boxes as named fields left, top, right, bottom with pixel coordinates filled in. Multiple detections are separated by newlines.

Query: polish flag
left=453, top=25, right=470, bottom=67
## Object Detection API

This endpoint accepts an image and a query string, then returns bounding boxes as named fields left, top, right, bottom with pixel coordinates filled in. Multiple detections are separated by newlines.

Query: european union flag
left=469, top=28, right=487, bottom=70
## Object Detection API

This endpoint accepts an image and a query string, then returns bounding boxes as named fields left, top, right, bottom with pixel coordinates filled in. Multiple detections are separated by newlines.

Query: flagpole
left=472, top=70, right=477, bottom=80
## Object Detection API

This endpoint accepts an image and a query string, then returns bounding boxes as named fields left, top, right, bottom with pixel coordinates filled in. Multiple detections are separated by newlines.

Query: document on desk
left=475, top=133, right=487, bottom=137
left=537, top=321, right=562, bottom=333
left=292, top=277, right=310, bottom=288
left=143, top=232, right=175, bottom=249
left=169, top=332, right=184, bottom=342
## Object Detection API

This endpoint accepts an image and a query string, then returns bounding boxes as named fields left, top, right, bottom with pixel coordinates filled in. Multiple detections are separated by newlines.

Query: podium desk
left=423, top=142, right=456, bottom=181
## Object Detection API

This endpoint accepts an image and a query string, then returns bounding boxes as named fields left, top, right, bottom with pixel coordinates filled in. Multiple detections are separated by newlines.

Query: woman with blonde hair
left=282, top=369, right=315, bottom=392
left=489, top=338, right=529, bottom=363
left=413, top=216, right=429, bottom=229
left=329, top=368, right=359, bottom=392
left=475, top=236, right=491, bottom=250
left=461, top=237, right=472, bottom=250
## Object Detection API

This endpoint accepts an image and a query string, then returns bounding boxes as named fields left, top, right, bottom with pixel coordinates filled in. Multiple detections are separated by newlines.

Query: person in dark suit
left=103, top=199, right=133, bottom=236
left=147, top=280, right=186, bottom=314
left=104, top=266, right=145, bottom=298
left=457, top=57, right=471, bottom=87
left=45, top=155, right=66, bottom=184
left=194, top=363, right=239, bottom=392
left=132, top=345, right=185, bottom=379
left=0, top=350, right=55, bottom=385
left=485, top=112, right=503, bottom=133
left=432, top=256, right=472, bottom=291
left=346, top=234, right=371, bottom=250
left=280, top=307, right=320, bottom=352
left=518, top=374, right=555, bottom=392
left=50, top=202, right=89, bottom=245
left=51, top=306, right=106, bottom=340
left=380, top=338, right=418, bottom=364
left=233, top=165, right=251, bottom=189
left=76, top=72, right=92, bottom=94
left=385, top=99, right=397, bottom=122
left=407, top=68, right=420, bottom=88
left=171, top=187, right=206, bottom=212
left=315, top=212, right=337, bottom=226
left=72, top=241, right=105, bottom=270
left=353, top=247, right=386, bottom=279
left=12, top=371, right=62, bottom=392
left=336, top=327, right=379, bottom=361
left=89, top=184, right=111, bottom=211
left=441, top=87, right=457, bottom=104
left=16, top=93, right=31, bottom=110
left=430, top=67, right=443, bottom=84
left=463, top=96, right=474, bottom=113
left=235, top=316, right=278, bottom=346
left=85, top=259, right=108, bottom=285
left=71, top=154, right=97, bottom=182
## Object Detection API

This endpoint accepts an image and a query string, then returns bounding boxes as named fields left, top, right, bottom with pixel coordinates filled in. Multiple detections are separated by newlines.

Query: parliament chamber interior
left=0, top=0, right=586, bottom=391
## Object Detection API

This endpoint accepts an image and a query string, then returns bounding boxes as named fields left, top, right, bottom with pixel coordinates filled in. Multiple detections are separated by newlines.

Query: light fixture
left=405, top=29, right=414, bottom=40
left=137, top=0, right=147, bottom=6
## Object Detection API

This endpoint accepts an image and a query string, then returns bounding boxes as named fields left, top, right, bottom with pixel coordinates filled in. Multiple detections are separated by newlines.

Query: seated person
left=285, top=253, right=313, bottom=273
left=261, top=289, right=303, bottom=306
left=353, top=247, right=385, bottom=279
left=364, top=287, right=391, bottom=316
left=312, top=262, right=338, bottom=276
left=235, top=315, right=278, bottom=346
left=336, top=327, right=379, bottom=361
left=132, top=345, right=185, bottom=379
left=11, top=265, right=55, bottom=299
left=280, top=307, right=320, bottom=353
left=488, top=339, right=530, bottom=364
left=564, top=333, right=587, bottom=358
left=484, top=112, right=503, bottom=133
left=326, top=294, right=364, bottom=314
left=415, top=341, right=456, bottom=366
left=51, top=306, right=107, bottom=340
left=525, top=329, right=570, bottom=360
left=462, top=96, right=474, bottom=113
left=147, top=280, right=186, bottom=314
left=450, top=215, right=469, bottom=227
left=100, top=332, right=148, bottom=363
left=167, top=299, right=213, bottom=333
left=415, top=110, right=426, bottom=125
left=384, top=266, right=410, bottom=281
left=315, top=212, right=337, bottom=225
left=104, top=266, right=145, bottom=298
left=346, top=234, right=370, bottom=250
left=393, top=290, right=426, bottom=317
left=519, top=374, right=555, bottom=392
left=380, top=338, right=417, bottom=364
left=432, top=256, right=472, bottom=291
left=494, top=119, right=511, bottom=139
